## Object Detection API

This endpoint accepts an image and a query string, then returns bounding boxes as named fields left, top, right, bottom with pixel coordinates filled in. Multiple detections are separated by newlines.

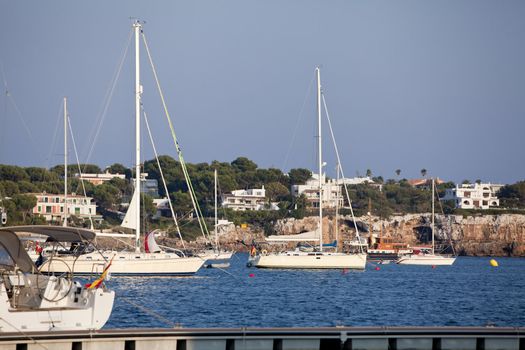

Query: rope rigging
left=141, top=32, right=212, bottom=245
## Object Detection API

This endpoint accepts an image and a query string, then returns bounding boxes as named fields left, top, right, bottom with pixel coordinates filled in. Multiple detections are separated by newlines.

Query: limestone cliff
left=215, top=214, right=525, bottom=257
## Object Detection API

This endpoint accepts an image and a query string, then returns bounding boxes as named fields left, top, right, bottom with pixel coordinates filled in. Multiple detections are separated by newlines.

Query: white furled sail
left=122, top=189, right=139, bottom=230
left=144, top=231, right=161, bottom=253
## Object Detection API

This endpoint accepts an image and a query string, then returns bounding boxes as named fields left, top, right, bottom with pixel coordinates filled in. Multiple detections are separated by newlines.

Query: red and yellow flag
left=85, top=256, right=113, bottom=289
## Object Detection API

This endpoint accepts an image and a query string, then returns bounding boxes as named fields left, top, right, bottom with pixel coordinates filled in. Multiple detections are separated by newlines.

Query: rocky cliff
left=214, top=214, right=525, bottom=257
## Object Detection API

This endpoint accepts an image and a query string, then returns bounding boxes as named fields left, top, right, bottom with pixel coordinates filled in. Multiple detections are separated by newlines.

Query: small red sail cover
left=144, top=231, right=161, bottom=253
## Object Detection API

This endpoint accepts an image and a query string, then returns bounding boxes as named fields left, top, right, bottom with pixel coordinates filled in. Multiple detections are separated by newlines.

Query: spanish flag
left=250, top=245, right=257, bottom=257
left=85, top=256, right=113, bottom=289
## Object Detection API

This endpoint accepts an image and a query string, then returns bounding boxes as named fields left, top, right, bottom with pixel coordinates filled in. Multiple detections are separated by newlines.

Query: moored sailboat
left=250, top=67, right=366, bottom=270
left=39, top=21, right=204, bottom=276
left=396, top=178, right=456, bottom=266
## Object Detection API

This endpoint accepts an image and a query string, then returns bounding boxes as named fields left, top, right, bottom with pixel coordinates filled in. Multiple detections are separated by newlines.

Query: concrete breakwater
left=203, top=214, right=525, bottom=257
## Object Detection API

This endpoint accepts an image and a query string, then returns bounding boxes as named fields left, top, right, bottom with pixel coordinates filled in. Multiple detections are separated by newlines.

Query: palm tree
left=366, top=169, right=372, bottom=177
left=395, top=169, right=401, bottom=177
left=420, top=168, right=427, bottom=178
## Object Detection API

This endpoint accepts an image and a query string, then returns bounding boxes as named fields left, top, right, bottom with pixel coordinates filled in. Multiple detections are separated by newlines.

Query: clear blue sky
left=1, top=0, right=524, bottom=184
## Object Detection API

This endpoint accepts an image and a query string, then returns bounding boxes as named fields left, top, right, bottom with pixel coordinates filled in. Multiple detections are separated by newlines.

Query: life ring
left=261, top=249, right=268, bottom=255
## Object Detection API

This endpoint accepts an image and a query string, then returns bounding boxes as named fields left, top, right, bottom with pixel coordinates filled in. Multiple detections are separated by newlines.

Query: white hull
left=0, top=276, right=114, bottom=332
left=40, top=252, right=204, bottom=276
left=396, top=254, right=456, bottom=266
left=252, top=252, right=367, bottom=269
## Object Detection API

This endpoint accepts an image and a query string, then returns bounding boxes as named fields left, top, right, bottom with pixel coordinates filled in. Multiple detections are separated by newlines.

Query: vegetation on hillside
left=1, top=160, right=524, bottom=235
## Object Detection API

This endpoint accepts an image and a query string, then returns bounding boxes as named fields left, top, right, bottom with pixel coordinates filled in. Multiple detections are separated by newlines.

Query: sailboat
left=39, top=21, right=204, bottom=276
left=1, top=225, right=114, bottom=332
left=250, top=67, right=367, bottom=269
left=200, top=169, right=234, bottom=267
left=396, top=178, right=456, bottom=266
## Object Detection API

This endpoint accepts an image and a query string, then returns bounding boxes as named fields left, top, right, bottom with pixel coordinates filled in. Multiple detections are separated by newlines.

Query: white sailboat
left=1, top=226, right=114, bottom=332
left=250, top=67, right=367, bottom=270
left=396, top=178, right=456, bottom=266
left=200, top=169, right=234, bottom=267
left=40, top=22, right=204, bottom=276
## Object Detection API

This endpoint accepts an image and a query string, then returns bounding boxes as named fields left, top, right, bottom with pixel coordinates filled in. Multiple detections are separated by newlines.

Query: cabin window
left=119, top=256, right=125, bottom=259
left=86, top=256, right=92, bottom=260
left=135, top=256, right=141, bottom=259
left=0, top=245, right=14, bottom=267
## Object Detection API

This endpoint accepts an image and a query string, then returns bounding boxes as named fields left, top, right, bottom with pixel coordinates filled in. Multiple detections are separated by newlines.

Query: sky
left=1, top=0, right=524, bottom=184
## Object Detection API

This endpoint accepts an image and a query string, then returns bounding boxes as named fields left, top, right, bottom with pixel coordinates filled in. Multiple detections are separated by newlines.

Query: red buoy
left=375, top=267, right=380, bottom=271
left=249, top=273, right=255, bottom=278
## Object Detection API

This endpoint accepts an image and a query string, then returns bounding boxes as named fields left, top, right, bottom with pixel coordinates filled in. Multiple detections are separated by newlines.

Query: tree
left=0, top=165, right=29, bottom=182
left=0, top=180, right=20, bottom=196
left=395, top=169, right=401, bottom=177
left=106, top=163, right=129, bottom=175
left=288, top=168, right=312, bottom=185
left=93, top=184, right=120, bottom=210
left=265, top=182, right=290, bottom=202
left=366, top=169, right=372, bottom=177
left=420, top=168, right=427, bottom=177
left=12, top=194, right=37, bottom=222
left=231, top=157, right=257, bottom=172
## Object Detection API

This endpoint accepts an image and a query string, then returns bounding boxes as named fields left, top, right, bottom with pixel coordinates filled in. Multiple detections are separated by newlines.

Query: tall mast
left=335, top=163, right=340, bottom=252
left=134, top=21, right=142, bottom=251
left=431, top=177, right=435, bottom=255
left=63, top=97, right=68, bottom=227
left=214, top=169, right=218, bottom=250
left=316, top=67, right=323, bottom=252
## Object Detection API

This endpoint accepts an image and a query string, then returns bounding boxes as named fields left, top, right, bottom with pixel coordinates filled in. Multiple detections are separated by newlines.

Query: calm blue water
left=104, top=254, right=525, bottom=328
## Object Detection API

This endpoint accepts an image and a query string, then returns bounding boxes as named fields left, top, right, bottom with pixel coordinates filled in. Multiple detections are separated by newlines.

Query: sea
left=104, top=254, right=525, bottom=329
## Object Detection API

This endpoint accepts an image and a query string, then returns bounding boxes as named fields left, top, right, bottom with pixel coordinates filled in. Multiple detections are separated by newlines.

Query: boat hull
left=0, top=278, right=114, bottom=332
left=396, top=254, right=456, bottom=266
left=252, top=253, right=367, bottom=269
left=39, top=252, right=205, bottom=276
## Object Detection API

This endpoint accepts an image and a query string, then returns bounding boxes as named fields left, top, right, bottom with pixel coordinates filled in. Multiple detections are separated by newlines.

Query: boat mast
left=316, top=67, right=323, bottom=252
left=134, top=21, right=142, bottom=252
left=63, top=97, right=68, bottom=227
left=431, top=177, right=435, bottom=255
left=214, top=168, right=218, bottom=250
left=335, top=163, right=340, bottom=253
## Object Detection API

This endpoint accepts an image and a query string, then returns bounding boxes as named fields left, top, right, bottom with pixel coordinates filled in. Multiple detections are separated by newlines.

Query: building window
left=44, top=197, right=48, bottom=203
left=60, top=207, right=64, bottom=213
left=482, top=200, right=488, bottom=206
left=38, top=206, right=41, bottom=212
left=463, top=200, right=470, bottom=205
left=46, top=206, right=52, bottom=213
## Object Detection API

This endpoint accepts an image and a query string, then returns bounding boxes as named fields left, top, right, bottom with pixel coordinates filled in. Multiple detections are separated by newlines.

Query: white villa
left=440, top=183, right=503, bottom=209
left=76, top=171, right=126, bottom=186
left=31, top=193, right=100, bottom=223
left=222, top=187, right=276, bottom=211
left=292, top=173, right=343, bottom=209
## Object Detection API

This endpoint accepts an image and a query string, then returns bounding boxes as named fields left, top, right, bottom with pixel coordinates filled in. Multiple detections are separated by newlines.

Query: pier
left=1, top=327, right=523, bottom=350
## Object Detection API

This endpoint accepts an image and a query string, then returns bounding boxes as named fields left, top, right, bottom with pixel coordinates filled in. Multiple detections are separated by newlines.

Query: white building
left=31, top=193, right=99, bottom=223
left=440, top=183, right=503, bottom=209
left=337, top=176, right=374, bottom=186
left=292, top=173, right=342, bottom=209
left=77, top=171, right=126, bottom=186
left=222, top=187, right=276, bottom=211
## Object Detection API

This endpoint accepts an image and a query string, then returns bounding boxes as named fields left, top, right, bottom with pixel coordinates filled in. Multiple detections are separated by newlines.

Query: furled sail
left=144, top=230, right=161, bottom=253
left=121, top=189, right=139, bottom=230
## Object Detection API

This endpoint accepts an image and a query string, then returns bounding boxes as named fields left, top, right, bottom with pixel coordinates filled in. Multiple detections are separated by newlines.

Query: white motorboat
left=0, top=225, right=114, bottom=332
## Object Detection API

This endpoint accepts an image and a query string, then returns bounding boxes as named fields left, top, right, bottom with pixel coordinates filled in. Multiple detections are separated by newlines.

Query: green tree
left=0, top=165, right=29, bottom=182
left=265, top=182, right=290, bottom=202
left=0, top=181, right=20, bottom=196
left=106, top=163, right=129, bottom=175
left=231, top=157, right=257, bottom=172
left=395, top=169, right=401, bottom=177
left=288, top=168, right=312, bottom=185
left=93, top=183, right=120, bottom=210
left=420, top=168, right=427, bottom=177
left=366, top=169, right=372, bottom=177
left=12, top=194, right=37, bottom=222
